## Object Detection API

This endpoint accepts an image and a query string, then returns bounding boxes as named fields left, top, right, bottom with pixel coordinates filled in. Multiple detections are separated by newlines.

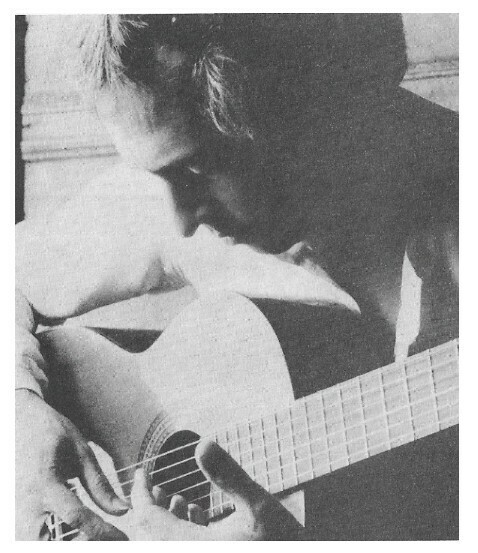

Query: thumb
left=76, top=442, right=129, bottom=515
left=131, top=469, right=155, bottom=510
left=195, top=440, right=265, bottom=512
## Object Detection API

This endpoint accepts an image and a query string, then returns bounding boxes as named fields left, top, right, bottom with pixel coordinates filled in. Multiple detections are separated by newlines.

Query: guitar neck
left=208, top=339, right=459, bottom=518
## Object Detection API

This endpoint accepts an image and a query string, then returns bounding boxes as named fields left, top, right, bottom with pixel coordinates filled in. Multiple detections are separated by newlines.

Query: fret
left=319, top=392, right=332, bottom=473
left=235, top=424, right=242, bottom=468
left=280, top=410, right=296, bottom=489
left=387, top=377, right=414, bottom=448
left=342, top=378, right=367, bottom=464
left=381, top=363, right=404, bottom=386
left=337, top=386, right=351, bottom=470
left=277, top=410, right=294, bottom=457
left=360, top=370, right=382, bottom=396
left=209, top=431, right=226, bottom=518
left=430, top=341, right=458, bottom=366
left=304, top=397, right=317, bottom=481
left=357, top=375, right=371, bottom=461
left=384, top=378, right=410, bottom=411
left=323, top=389, right=346, bottom=449
left=259, top=415, right=270, bottom=491
left=263, top=413, right=282, bottom=493
left=434, top=373, right=458, bottom=394
left=247, top=420, right=255, bottom=481
left=383, top=365, right=413, bottom=451
left=433, top=357, right=458, bottom=379
left=290, top=402, right=312, bottom=485
left=324, top=388, right=347, bottom=470
left=273, top=412, right=285, bottom=493
left=238, top=423, right=253, bottom=471
left=398, top=359, right=416, bottom=442
left=290, top=401, right=308, bottom=444
left=405, top=354, right=431, bottom=378
left=435, top=377, right=459, bottom=429
left=288, top=405, right=300, bottom=487
left=302, top=395, right=326, bottom=477
left=360, top=369, right=390, bottom=456
left=304, top=394, right=326, bottom=428
left=408, top=350, right=437, bottom=439
left=378, top=369, right=392, bottom=451
left=227, top=427, right=240, bottom=461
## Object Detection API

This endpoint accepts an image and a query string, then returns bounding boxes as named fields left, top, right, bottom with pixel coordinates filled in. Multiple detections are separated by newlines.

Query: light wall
left=401, top=13, right=458, bottom=111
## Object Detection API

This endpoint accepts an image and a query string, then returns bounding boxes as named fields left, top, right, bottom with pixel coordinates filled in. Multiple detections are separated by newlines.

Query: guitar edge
left=40, top=291, right=306, bottom=531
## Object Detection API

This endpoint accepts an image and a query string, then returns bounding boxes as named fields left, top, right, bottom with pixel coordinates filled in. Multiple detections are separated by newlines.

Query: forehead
left=96, top=85, right=198, bottom=172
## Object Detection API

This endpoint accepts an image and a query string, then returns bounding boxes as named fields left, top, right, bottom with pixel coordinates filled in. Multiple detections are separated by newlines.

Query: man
left=16, top=14, right=458, bottom=540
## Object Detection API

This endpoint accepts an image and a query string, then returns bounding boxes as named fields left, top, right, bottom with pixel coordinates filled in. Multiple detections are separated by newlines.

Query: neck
left=208, top=339, right=458, bottom=518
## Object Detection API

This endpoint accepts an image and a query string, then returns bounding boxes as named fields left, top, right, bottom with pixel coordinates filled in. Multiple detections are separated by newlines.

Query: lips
left=195, top=205, right=252, bottom=243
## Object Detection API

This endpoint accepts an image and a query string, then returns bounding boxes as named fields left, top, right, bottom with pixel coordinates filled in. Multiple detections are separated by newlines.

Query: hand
left=129, top=440, right=302, bottom=540
left=15, top=389, right=128, bottom=540
left=16, top=164, right=194, bottom=320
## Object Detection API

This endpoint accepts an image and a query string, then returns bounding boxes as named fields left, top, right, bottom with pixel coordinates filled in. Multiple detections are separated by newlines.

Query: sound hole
left=151, top=430, right=210, bottom=513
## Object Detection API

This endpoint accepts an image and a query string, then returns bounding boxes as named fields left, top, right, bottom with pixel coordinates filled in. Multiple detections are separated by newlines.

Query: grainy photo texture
left=15, top=14, right=458, bottom=540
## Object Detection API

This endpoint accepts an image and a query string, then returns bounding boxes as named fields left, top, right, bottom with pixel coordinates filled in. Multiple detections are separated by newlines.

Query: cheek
left=208, top=174, right=271, bottom=225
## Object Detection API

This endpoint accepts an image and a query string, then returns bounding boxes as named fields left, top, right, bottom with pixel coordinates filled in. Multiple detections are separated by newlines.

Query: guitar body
left=39, top=291, right=459, bottom=539
left=40, top=292, right=305, bottom=535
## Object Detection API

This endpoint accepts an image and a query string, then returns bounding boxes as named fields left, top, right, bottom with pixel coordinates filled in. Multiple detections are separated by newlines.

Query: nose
left=179, top=194, right=223, bottom=237
left=194, top=205, right=210, bottom=224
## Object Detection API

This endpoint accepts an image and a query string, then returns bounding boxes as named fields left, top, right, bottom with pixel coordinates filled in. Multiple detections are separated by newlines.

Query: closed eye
left=157, top=164, right=209, bottom=210
left=186, top=165, right=204, bottom=175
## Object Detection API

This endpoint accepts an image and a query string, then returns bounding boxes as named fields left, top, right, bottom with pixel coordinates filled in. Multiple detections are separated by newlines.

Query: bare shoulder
left=393, top=88, right=458, bottom=188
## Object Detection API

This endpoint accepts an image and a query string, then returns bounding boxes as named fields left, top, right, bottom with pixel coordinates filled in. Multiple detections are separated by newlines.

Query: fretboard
left=208, top=339, right=459, bottom=518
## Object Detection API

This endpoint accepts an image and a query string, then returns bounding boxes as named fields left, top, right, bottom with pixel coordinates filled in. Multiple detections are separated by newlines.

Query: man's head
left=77, top=15, right=314, bottom=246
left=79, top=15, right=317, bottom=134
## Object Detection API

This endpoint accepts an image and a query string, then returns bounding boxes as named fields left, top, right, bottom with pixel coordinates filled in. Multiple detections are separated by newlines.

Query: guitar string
left=68, top=353, right=458, bottom=489
left=68, top=381, right=458, bottom=495
left=54, top=408, right=459, bottom=541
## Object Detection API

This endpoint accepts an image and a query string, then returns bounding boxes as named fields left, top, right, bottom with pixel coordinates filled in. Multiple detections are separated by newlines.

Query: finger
left=45, top=482, right=126, bottom=540
left=169, top=495, right=188, bottom=520
left=188, top=504, right=207, bottom=526
left=151, top=485, right=168, bottom=508
left=131, top=469, right=155, bottom=510
left=76, top=442, right=128, bottom=515
left=195, top=440, right=264, bottom=511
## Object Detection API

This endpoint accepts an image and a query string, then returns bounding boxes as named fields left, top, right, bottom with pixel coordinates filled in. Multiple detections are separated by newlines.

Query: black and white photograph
left=14, top=10, right=459, bottom=541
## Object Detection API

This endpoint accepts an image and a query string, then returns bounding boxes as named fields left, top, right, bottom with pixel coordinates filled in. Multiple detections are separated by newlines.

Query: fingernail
left=112, top=497, right=130, bottom=512
left=197, top=440, right=227, bottom=479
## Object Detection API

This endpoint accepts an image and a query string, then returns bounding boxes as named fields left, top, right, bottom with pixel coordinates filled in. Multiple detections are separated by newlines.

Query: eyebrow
left=155, top=149, right=204, bottom=175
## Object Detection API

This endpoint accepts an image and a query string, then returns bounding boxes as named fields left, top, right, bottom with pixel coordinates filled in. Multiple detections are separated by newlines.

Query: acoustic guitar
left=39, top=292, right=458, bottom=540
